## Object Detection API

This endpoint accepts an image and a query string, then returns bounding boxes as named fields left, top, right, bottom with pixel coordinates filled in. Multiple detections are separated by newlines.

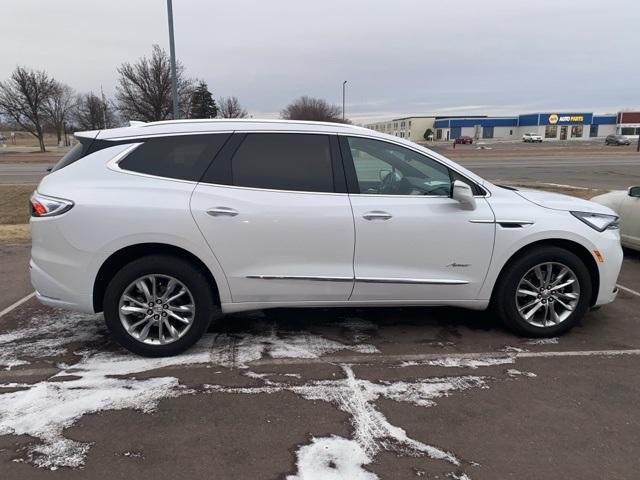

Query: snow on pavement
left=0, top=309, right=537, bottom=478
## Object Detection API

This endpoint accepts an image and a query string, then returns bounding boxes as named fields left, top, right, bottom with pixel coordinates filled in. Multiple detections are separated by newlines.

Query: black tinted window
left=119, top=134, right=230, bottom=181
left=50, top=138, right=92, bottom=173
left=231, top=133, right=333, bottom=192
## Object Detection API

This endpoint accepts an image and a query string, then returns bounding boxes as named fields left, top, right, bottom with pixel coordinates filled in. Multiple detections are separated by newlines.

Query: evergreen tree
left=189, top=81, right=217, bottom=119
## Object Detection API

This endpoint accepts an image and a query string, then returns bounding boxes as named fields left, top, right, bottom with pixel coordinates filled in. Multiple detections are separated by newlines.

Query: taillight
left=30, top=192, right=74, bottom=217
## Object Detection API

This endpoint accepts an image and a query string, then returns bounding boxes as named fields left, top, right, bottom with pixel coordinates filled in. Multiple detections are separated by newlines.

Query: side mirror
left=629, top=186, right=640, bottom=198
left=451, top=180, right=477, bottom=210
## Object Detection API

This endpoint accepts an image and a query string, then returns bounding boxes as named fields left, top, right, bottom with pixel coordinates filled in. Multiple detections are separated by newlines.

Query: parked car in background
left=31, top=119, right=622, bottom=356
left=522, top=133, right=543, bottom=143
left=605, top=134, right=631, bottom=146
left=592, top=186, right=640, bottom=250
left=454, top=136, right=473, bottom=144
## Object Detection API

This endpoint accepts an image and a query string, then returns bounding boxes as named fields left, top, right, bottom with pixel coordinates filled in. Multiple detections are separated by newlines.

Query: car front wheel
left=493, top=246, right=592, bottom=337
left=103, top=255, right=216, bottom=356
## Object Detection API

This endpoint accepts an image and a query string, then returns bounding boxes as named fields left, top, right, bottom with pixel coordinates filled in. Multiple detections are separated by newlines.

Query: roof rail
left=129, top=121, right=146, bottom=127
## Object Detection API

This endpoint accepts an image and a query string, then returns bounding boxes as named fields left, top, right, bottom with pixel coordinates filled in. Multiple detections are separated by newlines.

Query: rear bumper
left=30, top=258, right=95, bottom=313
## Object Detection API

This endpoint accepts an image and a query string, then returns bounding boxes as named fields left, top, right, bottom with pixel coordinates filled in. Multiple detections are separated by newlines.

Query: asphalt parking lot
left=1, top=243, right=639, bottom=479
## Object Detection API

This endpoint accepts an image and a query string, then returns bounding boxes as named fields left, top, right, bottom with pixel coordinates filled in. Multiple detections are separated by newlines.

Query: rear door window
left=119, top=134, right=230, bottom=181
left=230, top=133, right=334, bottom=193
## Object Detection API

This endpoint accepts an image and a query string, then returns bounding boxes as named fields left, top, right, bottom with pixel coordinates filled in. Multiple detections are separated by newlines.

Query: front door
left=191, top=132, right=355, bottom=303
left=341, top=136, right=495, bottom=301
left=560, top=126, right=568, bottom=140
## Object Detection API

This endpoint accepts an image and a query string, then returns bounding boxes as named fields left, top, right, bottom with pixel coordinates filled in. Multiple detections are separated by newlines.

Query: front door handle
left=206, top=207, right=239, bottom=217
left=363, top=211, right=392, bottom=221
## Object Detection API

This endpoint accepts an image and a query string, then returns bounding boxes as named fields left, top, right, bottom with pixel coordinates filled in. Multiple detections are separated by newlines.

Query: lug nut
left=162, top=312, right=167, bottom=317
left=156, top=299, right=162, bottom=304
left=153, top=314, right=159, bottom=320
left=149, top=302, right=154, bottom=307
left=147, top=309, right=153, bottom=315
left=163, top=304, right=168, bottom=309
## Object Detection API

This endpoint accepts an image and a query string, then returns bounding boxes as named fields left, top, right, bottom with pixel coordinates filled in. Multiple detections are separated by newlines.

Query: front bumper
left=593, top=233, right=623, bottom=306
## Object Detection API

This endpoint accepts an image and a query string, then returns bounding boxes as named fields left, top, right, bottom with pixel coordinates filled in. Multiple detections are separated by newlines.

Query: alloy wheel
left=515, top=262, right=580, bottom=328
left=118, top=274, right=195, bottom=345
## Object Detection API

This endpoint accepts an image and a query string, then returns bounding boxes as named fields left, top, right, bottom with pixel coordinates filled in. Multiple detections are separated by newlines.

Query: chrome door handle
left=363, top=211, right=392, bottom=221
left=206, top=207, right=239, bottom=217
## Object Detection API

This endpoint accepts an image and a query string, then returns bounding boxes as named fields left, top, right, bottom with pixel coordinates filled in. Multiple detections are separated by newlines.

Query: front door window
left=346, top=136, right=453, bottom=197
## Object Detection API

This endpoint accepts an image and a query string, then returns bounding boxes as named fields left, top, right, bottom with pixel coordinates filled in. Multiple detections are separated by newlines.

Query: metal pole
left=342, top=81, right=347, bottom=121
left=167, top=0, right=179, bottom=119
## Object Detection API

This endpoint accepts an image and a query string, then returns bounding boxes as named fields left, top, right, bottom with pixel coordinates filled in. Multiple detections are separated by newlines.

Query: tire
left=492, top=246, right=592, bottom=337
left=103, top=254, right=217, bottom=356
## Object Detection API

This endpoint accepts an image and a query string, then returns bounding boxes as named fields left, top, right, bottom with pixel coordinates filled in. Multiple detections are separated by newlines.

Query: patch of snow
left=506, top=369, right=537, bottom=378
left=499, top=346, right=528, bottom=353
left=286, top=436, right=377, bottom=480
left=208, top=365, right=488, bottom=468
left=0, top=311, right=105, bottom=369
left=399, top=356, right=514, bottom=369
left=209, top=328, right=378, bottom=368
left=526, top=337, right=559, bottom=345
left=0, top=317, right=380, bottom=469
left=448, top=473, right=472, bottom=480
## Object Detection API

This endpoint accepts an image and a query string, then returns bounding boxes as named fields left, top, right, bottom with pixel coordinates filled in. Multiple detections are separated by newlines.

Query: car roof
left=77, top=119, right=373, bottom=141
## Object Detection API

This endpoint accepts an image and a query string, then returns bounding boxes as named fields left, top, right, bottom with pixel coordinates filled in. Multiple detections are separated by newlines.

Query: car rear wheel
left=493, top=246, right=592, bottom=337
left=103, top=255, right=216, bottom=356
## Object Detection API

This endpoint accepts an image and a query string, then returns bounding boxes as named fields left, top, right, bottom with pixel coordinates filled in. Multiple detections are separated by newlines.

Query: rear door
left=191, top=132, right=355, bottom=303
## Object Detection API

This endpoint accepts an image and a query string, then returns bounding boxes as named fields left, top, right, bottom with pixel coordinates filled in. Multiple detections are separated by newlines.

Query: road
left=0, top=163, right=51, bottom=184
left=1, top=243, right=639, bottom=479
left=1, top=152, right=638, bottom=190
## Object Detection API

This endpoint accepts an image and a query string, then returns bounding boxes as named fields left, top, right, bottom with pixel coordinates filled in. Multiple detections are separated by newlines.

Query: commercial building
left=434, top=112, right=617, bottom=141
left=364, top=116, right=436, bottom=141
left=364, top=110, right=629, bottom=142
left=617, top=112, right=640, bottom=138
left=364, top=115, right=487, bottom=141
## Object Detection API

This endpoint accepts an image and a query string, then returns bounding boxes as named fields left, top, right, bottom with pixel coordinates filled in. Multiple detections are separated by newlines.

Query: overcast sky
left=2, top=0, right=639, bottom=122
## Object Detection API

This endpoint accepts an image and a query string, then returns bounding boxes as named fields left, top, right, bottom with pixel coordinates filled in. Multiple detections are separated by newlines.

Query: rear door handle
left=206, top=207, right=239, bottom=217
left=363, top=211, right=392, bottom=221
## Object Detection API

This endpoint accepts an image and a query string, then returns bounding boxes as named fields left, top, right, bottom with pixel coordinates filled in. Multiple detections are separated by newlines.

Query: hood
left=514, top=187, right=616, bottom=215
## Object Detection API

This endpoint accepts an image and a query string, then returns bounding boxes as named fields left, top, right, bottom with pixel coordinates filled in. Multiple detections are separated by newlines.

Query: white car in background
left=30, top=119, right=622, bottom=356
left=523, top=133, right=543, bottom=143
left=592, top=187, right=640, bottom=250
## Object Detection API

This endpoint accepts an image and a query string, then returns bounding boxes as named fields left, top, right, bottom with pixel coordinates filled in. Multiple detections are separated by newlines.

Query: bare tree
left=43, top=82, right=76, bottom=144
left=75, top=92, right=117, bottom=130
left=115, top=44, right=193, bottom=122
left=217, top=96, right=248, bottom=118
left=0, top=66, right=55, bottom=151
left=280, top=96, right=346, bottom=123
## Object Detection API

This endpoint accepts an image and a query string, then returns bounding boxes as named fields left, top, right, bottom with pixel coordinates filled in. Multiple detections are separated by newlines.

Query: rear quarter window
left=118, top=134, right=230, bottom=181
left=50, top=138, right=93, bottom=173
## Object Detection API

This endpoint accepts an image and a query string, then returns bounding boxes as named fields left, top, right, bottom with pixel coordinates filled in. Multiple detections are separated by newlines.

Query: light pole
left=166, top=0, right=179, bottom=119
left=342, top=80, right=347, bottom=121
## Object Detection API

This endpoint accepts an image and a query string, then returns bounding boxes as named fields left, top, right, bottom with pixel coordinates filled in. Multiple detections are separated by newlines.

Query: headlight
left=571, top=211, right=619, bottom=232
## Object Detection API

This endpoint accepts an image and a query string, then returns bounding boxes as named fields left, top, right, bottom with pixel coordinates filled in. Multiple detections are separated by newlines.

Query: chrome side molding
left=246, top=275, right=468, bottom=285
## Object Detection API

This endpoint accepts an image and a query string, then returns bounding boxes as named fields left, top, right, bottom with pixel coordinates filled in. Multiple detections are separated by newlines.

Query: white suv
left=523, top=132, right=543, bottom=142
left=30, top=120, right=622, bottom=356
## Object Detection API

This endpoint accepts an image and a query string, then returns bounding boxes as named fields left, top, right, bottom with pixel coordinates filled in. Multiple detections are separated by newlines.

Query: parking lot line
left=617, top=284, right=640, bottom=298
left=0, top=291, right=34, bottom=319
